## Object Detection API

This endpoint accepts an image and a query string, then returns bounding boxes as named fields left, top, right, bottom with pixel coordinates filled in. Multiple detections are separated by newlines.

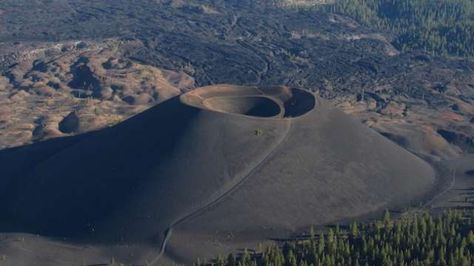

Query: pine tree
left=351, top=221, right=359, bottom=239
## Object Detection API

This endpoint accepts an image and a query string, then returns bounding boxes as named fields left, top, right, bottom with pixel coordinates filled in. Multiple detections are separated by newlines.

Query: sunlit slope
left=164, top=86, right=436, bottom=262
left=0, top=85, right=435, bottom=264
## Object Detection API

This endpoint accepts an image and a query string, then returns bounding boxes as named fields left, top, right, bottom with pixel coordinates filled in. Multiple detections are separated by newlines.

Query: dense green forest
left=200, top=210, right=474, bottom=266
left=316, top=0, right=474, bottom=58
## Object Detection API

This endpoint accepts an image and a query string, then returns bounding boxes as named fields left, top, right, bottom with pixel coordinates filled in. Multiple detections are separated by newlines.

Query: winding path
left=150, top=120, right=293, bottom=265
left=423, top=167, right=457, bottom=209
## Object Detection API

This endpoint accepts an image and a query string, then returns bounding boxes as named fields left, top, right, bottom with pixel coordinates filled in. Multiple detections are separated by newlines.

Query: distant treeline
left=200, top=210, right=474, bottom=266
left=316, top=0, right=474, bottom=58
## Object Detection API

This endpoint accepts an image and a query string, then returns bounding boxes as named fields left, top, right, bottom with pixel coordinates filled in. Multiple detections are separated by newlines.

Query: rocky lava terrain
left=0, top=1, right=472, bottom=264
left=0, top=0, right=472, bottom=161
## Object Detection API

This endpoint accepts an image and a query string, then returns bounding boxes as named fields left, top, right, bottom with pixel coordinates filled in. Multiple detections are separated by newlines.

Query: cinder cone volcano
left=0, top=85, right=435, bottom=265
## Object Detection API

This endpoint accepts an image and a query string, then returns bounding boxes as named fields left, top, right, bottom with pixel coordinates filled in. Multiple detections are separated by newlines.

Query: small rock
left=58, top=112, right=80, bottom=134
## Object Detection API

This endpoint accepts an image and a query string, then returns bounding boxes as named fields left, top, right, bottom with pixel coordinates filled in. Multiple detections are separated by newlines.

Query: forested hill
left=310, top=0, right=474, bottom=58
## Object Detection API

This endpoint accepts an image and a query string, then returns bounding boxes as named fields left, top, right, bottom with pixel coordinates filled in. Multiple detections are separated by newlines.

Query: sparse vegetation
left=202, top=210, right=474, bottom=266
left=317, top=0, right=474, bottom=58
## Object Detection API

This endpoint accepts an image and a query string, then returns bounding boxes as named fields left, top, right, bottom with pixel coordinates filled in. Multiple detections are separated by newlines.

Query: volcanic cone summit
left=0, top=84, right=435, bottom=264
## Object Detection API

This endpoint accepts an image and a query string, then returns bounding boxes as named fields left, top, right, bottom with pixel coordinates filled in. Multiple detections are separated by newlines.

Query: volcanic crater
left=0, top=85, right=436, bottom=265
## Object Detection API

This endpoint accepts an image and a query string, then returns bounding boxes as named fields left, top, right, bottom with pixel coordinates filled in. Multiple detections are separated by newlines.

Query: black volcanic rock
left=58, top=111, right=80, bottom=134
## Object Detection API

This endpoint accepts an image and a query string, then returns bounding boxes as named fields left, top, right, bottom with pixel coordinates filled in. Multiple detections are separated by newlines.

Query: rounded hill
left=0, top=84, right=435, bottom=265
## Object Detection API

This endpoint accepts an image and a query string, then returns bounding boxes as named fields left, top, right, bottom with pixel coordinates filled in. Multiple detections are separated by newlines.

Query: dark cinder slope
left=0, top=85, right=435, bottom=265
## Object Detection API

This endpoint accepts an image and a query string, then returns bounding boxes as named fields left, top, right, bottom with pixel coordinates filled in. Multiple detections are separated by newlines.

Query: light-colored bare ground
left=334, top=92, right=474, bottom=161
left=0, top=39, right=194, bottom=149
